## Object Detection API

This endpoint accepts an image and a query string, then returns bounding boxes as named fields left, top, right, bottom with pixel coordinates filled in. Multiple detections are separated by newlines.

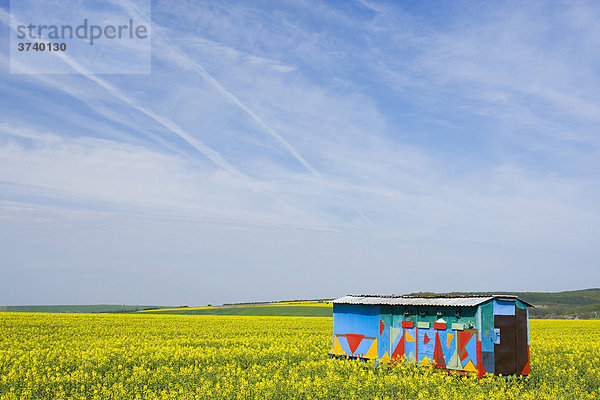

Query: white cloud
left=1, top=0, right=599, bottom=304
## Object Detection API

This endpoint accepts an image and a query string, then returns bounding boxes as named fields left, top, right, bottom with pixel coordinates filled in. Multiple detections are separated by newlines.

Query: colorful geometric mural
left=417, top=327, right=435, bottom=366
left=378, top=312, right=391, bottom=360
left=443, top=331, right=456, bottom=366
left=459, top=330, right=478, bottom=371
left=433, top=331, right=446, bottom=368
left=334, top=334, right=378, bottom=358
left=391, top=329, right=404, bottom=360
left=331, top=295, right=531, bottom=377
left=404, top=327, right=417, bottom=362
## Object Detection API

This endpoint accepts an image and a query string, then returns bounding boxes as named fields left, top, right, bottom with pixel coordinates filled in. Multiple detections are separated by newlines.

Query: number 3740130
left=17, top=42, right=67, bottom=52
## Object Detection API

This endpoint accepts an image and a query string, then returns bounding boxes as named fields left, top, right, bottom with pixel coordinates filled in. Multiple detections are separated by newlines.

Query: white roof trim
left=329, top=294, right=528, bottom=307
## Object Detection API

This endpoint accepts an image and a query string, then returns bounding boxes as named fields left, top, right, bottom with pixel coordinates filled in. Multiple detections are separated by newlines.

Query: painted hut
left=330, top=294, right=532, bottom=376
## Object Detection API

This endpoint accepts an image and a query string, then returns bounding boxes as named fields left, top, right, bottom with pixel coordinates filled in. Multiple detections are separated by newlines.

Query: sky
left=1, top=0, right=599, bottom=306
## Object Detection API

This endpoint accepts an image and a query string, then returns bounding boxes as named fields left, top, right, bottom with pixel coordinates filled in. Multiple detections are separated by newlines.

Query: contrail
left=156, top=39, right=324, bottom=180
left=110, top=0, right=373, bottom=225
left=57, top=56, right=245, bottom=178
left=113, top=0, right=323, bottom=180
left=3, top=5, right=373, bottom=225
left=1, top=9, right=248, bottom=181
left=153, top=36, right=374, bottom=225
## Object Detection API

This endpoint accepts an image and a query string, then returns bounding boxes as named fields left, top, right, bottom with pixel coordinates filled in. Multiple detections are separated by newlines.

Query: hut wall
left=479, top=301, right=495, bottom=373
left=385, top=305, right=481, bottom=373
left=492, top=299, right=530, bottom=375
left=332, top=303, right=379, bottom=359
left=331, top=297, right=529, bottom=377
left=378, top=306, right=392, bottom=360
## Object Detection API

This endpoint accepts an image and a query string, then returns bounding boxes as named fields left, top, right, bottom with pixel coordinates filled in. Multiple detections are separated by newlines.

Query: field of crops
left=138, top=300, right=332, bottom=317
left=0, top=314, right=598, bottom=400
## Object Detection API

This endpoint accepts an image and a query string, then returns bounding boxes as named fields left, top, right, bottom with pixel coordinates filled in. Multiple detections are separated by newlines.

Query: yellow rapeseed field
left=0, top=313, right=598, bottom=399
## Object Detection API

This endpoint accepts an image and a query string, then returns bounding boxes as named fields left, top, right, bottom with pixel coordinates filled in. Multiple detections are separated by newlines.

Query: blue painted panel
left=493, top=300, right=516, bottom=316
left=333, top=304, right=380, bottom=337
left=354, top=337, right=375, bottom=357
left=404, top=327, right=417, bottom=361
left=481, top=328, right=495, bottom=352
left=479, top=301, right=495, bottom=355
left=482, top=351, right=494, bottom=374
left=462, top=333, right=478, bottom=368
left=379, top=323, right=390, bottom=358
left=379, top=306, right=391, bottom=358
left=442, top=329, right=456, bottom=364
left=417, top=328, right=435, bottom=363
left=337, top=335, right=351, bottom=354
left=390, top=327, right=403, bottom=358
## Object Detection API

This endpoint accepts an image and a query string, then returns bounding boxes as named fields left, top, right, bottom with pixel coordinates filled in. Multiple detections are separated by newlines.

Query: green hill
left=0, top=305, right=163, bottom=313
left=407, top=288, right=600, bottom=319
left=2, top=289, right=598, bottom=319
left=143, top=305, right=332, bottom=317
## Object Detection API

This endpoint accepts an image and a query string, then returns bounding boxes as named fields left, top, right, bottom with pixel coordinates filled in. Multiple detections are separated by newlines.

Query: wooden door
left=515, top=308, right=528, bottom=374
left=494, top=315, right=516, bottom=374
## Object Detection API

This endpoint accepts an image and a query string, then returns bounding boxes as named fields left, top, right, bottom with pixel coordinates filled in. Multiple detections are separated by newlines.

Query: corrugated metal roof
left=330, top=294, right=532, bottom=307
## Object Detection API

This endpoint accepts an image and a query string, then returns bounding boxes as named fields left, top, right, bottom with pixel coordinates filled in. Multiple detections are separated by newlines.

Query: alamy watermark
left=10, top=0, right=151, bottom=74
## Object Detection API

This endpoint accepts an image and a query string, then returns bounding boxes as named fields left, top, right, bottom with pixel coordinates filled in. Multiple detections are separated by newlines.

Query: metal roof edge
left=490, top=295, right=535, bottom=308
left=330, top=294, right=534, bottom=307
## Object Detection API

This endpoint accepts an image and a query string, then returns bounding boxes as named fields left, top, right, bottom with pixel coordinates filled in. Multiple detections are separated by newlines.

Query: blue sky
left=1, top=0, right=599, bottom=305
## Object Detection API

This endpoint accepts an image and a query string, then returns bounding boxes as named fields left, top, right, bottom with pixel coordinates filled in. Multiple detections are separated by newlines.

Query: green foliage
left=146, top=306, right=332, bottom=317
left=0, top=305, right=163, bottom=313
left=2, top=290, right=598, bottom=319
left=407, top=289, right=600, bottom=319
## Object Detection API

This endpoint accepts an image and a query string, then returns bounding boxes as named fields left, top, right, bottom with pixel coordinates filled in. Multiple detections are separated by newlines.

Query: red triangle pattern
left=345, top=334, right=365, bottom=354
left=477, top=339, right=485, bottom=378
left=433, top=332, right=446, bottom=368
left=459, top=331, right=474, bottom=361
left=380, top=320, right=385, bottom=335
left=423, top=333, right=430, bottom=344
left=522, top=345, right=530, bottom=375
left=392, top=332, right=405, bottom=360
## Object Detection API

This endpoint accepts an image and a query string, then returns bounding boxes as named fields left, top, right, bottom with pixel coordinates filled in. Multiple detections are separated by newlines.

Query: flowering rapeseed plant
left=0, top=314, right=598, bottom=399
